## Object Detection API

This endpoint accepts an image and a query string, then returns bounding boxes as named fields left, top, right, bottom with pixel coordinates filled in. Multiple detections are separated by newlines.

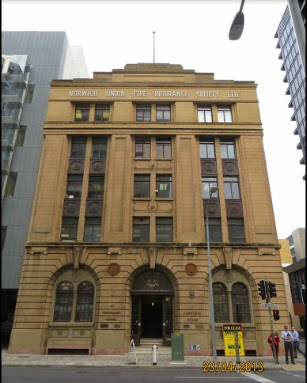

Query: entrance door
left=131, top=295, right=173, bottom=346
left=131, top=268, right=174, bottom=346
left=141, top=296, right=163, bottom=338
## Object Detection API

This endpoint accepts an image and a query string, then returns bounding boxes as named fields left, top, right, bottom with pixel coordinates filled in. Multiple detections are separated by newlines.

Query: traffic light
left=268, top=281, right=277, bottom=298
left=273, top=309, right=280, bottom=321
left=258, top=280, right=267, bottom=300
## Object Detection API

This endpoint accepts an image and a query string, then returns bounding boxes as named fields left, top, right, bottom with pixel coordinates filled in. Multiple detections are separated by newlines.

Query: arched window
left=75, top=282, right=94, bottom=322
left=213, top=282, right=229, bottom=323
left=53, top=282, right=73, bottom=322
left=231, top=282, right=251, bottom=323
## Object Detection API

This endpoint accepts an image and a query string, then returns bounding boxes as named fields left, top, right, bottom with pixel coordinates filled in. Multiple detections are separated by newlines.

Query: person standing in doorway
left=267, top=330, right=280, bottom=363
left=281, top=325, right=295, bottom=364
left=291, top=326, right=305, bottom=358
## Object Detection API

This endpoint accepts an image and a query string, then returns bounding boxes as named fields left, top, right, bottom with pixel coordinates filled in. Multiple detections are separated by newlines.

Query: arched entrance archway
left=131, top=268, right=174, bottom=346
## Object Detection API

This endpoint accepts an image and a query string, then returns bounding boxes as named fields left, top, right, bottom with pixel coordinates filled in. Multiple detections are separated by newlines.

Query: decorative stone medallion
left=223, top=270, right=233, bottom=283
left=185, top=263, right=197, bottom=276
left=108, top=263, right=120, bottom=275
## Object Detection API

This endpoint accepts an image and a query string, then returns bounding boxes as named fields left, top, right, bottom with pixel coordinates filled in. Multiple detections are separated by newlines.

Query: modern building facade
left=9, top=63, right=289, bottom=356
left=283, top=228, right=306, bottom=336
left=275, top=2, right=306, bottom=178
left=1, top=32, right=89, bottom=344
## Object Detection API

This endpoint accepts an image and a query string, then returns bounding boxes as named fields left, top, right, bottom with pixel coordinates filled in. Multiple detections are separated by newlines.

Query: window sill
left=49, top=322, right=94, bottom=327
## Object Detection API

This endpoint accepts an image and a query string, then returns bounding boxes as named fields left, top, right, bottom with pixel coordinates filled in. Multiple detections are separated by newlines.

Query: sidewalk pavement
left=1, top=349, right=306, bottom=371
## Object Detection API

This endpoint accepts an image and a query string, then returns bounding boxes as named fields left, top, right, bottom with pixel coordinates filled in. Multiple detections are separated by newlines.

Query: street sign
left=261, top=303, right=279, bottom=308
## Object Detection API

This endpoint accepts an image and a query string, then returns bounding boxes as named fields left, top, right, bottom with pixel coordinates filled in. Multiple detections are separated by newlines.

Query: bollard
left=152, top=344, right=158, bottom=365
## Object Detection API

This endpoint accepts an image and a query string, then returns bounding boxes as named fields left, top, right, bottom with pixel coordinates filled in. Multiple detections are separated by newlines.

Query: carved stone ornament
left=185, top=263, right=197, bottom=276
left=72, top=269, right=82, bottom=282
left=108, top=263, right=120, bottom=275
left=149, top=161, right=157, bottom=169
left=223, top=270, right=233, bottom=283
left=148, top=201, right=157, bottom=211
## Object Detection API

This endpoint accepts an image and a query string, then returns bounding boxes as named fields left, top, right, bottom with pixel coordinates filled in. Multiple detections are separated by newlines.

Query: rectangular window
left=200, top=140, right=215, bottom=158
left=156, top=175, right=172, bottom=198
left=220, top=140, right=236, bottom=159
left=136, top=104, right=151, bottom=121
left=156, top=137, right=172, bottom=158
left=156, top=217, right=173, bottom=242
left=135, top=138, right=151, bottom=158
left=224, top=177, right=240, bottom=199
left=61, top=217, right=78, bottom=241
left=5, top=172, right=17, bottom=197
left=95, top=104, right=110, bottom=122
left=2, top=226, right=7, bottom=251
left=15, top=125, right=27, bottom=146
left=134, top=174, right=150, bottom=198
left=66, top=175, right=83, bottom=199
left=206, top=218, right=222, bottom=242
left=228, top=218, right=245, bottom=243
left=75, top=103, right=90, bottom=122
left=133, top=217, right=150, bottom=242
left=71, top=137, right=87, bottom=158
left=198, top=106, right=212, bottom=123
left=156, top=105, right=171, bottom=122
left=217, top=105, right=232, bottom=123
left=202, top=177, right=218, bottom=199
left=88, top=176, right=104, bottom=199
left=92, top=137, right=107, bottom=159
left=84, top=218, right=101, bottom=242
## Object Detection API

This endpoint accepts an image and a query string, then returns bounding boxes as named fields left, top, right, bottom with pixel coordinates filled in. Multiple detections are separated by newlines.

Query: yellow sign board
left=222, top=324, right=245, bottom=357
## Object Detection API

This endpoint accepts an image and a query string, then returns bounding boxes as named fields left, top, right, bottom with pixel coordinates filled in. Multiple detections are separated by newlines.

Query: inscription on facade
left=68, top=90, right=98, bottom=97
left=68, top=89, right=240, bottom=98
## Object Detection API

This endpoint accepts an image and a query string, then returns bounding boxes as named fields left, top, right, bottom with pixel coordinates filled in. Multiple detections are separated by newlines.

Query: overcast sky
left=2, top=0, right=306, bottom=239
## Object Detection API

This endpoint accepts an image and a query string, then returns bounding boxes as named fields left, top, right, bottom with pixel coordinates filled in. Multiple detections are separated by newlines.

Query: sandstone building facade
left=9, top=63, right=289, bottom=356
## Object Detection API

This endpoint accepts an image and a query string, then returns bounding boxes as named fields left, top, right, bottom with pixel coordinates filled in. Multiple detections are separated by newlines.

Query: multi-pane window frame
left=132, top=216, right=150, bottom=242
left=217, top=105, right=232, bottom=123
left=66, top=174, right=83, bottom=199
left=52, top=277, right=95, bottom=324
left=134, top=174, right=150, bottom=198
left=223, top=176, right=240, bottom=200
left=213, top=282, right=229, bottom=323
left=220, top=140, right=236, bottom=159
left=200, top=139, right=215, bottom=159
left=231, top=282, right=251, bottom=323
left=84, top=217, right=101, bottom=242
left=74, top=103, right=90, bottom=122
left=156, top=104, right=171, bottom=122
left=94, top=104, right=110, bottom=122
left=212, top=278, right=252, bottom=324
left=197, top=105, right=213, bottom=123
left=202, top=177, right=218, bottom=200
left=228, top=218, right=245, bottom=243
left=136, top=104, right=151, bottom=122
left=71, top=137, right=87, bottom=159
left=135, top=137, right=151, bottom=158
left=156, top=174, right=172, bottom=199
left=61, top=217, right=79, bottom=242
left=87, top=176, right=104, bottom=199
left=156, top=217, right=173, bottom=242
left=92, top=137, right=107, bottom=159
left=207, top=218, right=222, bottom=243
left=156, top=137, right=172, bottom=159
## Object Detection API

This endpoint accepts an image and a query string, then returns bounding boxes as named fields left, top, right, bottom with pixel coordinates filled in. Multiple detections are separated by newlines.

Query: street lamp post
left=205, top=186, right=218, bottom=364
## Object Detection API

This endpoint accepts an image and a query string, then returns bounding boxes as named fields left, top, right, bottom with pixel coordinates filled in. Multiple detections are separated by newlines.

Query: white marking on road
left=174, top=377, right=245, bottom=379
left=240, top=372, right=277, bottom=383
left=284, top=372, right=305, bottom=379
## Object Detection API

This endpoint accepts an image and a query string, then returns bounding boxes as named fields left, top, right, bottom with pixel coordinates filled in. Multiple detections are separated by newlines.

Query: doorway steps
left=135, top=339, right=171, bottom=355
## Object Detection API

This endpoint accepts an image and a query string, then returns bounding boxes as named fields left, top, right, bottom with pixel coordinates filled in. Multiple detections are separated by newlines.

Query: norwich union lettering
left=68, top=90, right=98, bottom=97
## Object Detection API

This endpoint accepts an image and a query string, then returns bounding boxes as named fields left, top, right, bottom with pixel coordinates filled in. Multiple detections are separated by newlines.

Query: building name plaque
left=68, top=89, right=240, bottom=98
